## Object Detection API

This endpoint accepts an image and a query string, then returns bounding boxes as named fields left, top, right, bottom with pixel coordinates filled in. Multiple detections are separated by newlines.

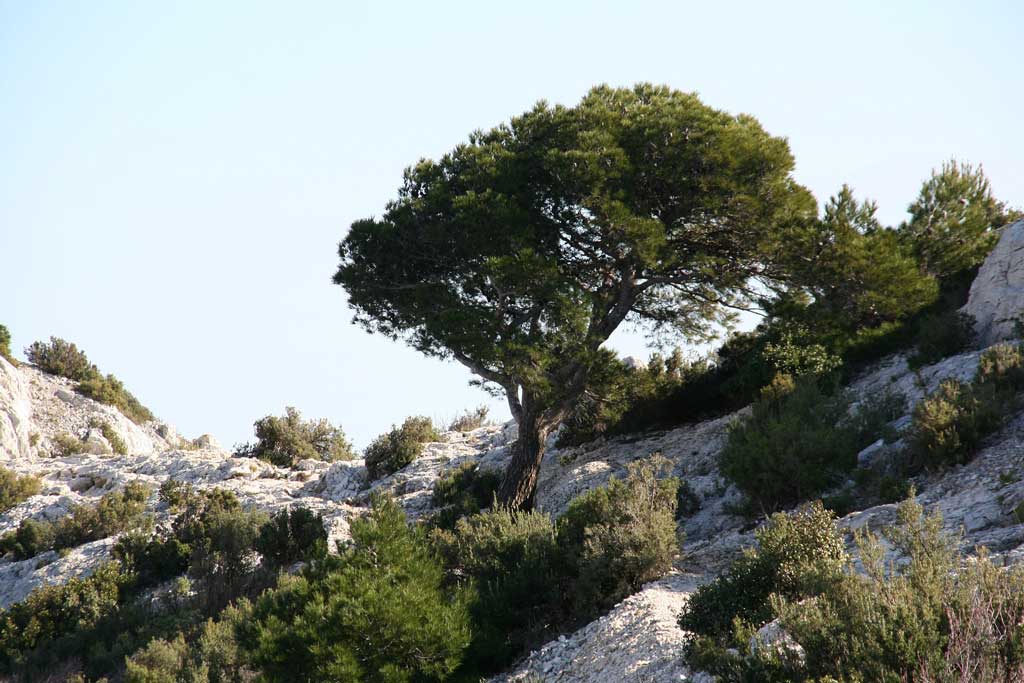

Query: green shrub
left=719, top=376, right=861, bottom=513
left=77, top=373, right=154, bottom=424
left=430, top=462, right=502, bottom=530
left=556, top=457, right=679, bottom=619
left=159, top=478, right=194, bottom=510
left=241, top=495, right=472, bottom=683
left=0, top=482, right=150, bottom=560
left=234, top=407, right=353, bottom=468
left=254, top=507, right=327, bottom=568
left=90, top=419, right=127, bottom=455
left=52, top=432, right=88, bottom=457
left=0, top=562, right=127, bottom=672
left=447, top=406, right=490, bottom=432
left=679, top=501, right=846, bottom=645
left=0, top=324, right=14, bottom=365
left=434, top=458, right=680, bottom=676
left=909, top=310, right=976, bottom=369
left=909, top=379, right=999, bottom=467
left=977, top=342, right=1024, bottom=390
left=114, top=529, right=191, bottom=590
left=364, top=415, right=440, bottom=480
left=25, top=337, right=97, bottom=381
left=0, top=467, right=42, bottom=513
left=676, top=479, right=701, bottom=519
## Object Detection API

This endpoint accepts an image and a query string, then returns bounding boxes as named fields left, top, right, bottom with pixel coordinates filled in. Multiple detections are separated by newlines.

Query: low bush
left=52, top=432, right=88, bottom=457
left=909, top=343, right=1024, bottom=469
left=682, top=495, right=1024, bottom=683
left=447, top=406, right=490, bottom=432
left=364, top=415, right=440, bottom=480
left=77, top=373, right=154, bottom=424
left=0, top=482, right=150, bottom=560
left=430, top=462, right=502, bottom=530
left=240, top=495, right=472, bottom=683
left=556, top=457, right=679, bottom=620
left=719, top=376, right=863, bottom=513
left=91, top=419, right=128, bottom=455
left=434, top=458, right=681, bottom=676
left=0, top=467, right=42, bottom=513
left=234, top=406, right=353, bottom=468
left=0, top=562, right=127, bottom=673
left=679, top=501, right=846, bottom=645
left=254, top=507, right=327, bottom=568
left=25, top=337, right=97, bottom=381
left=909, top=310, right=976, bottom=369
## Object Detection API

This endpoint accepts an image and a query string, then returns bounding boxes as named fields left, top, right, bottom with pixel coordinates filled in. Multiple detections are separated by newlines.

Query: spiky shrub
left=25, top=337, right=97, bottom=381
left=718, top=376, right=862, bottom=513
left=976, top=342, right=1024, bottom=391
left=363, top=415, right=440, bottom=480
left=431, top=462, right=502, bottom=530
left=241, top=495, right=472, bottom=683
left=0, top=467, right=42, bottom=513
left=235, top=406, right=354, bottom=468
left=447, top=406, right=490, bottom=432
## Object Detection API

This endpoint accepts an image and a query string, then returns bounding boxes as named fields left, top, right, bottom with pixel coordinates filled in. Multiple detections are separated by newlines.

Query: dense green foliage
left=718, top=375, right=899, bottom=513
left=900, top=160, right=1022, bottom=278
left=234, top=406, right=353, bottom=467
left=0, top=466, right=42, bottom=513
left=908, top=310, right=976, bottom=369
left=25, top=336, right=154, bottom=424
left=433, top=458, right=679, bottom=675
left=240, top=495, right=473, bottom=683
left=254, top=506, right=328, bottom=568
left=910, top=342, right=1024, bottom=468
left=335, top=83, right=817, bottom=509
left=364, top=415, right=440, bottom=480
left=0, top=324, right=13, bottom=364
left=0, top=482, right=150, bottom=560
left=430, top=461, right=502, bottom=530
left=680, top=501, right=846, bottom=644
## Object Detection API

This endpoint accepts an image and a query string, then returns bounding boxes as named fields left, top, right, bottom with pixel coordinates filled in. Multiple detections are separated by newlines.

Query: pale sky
left=2, top=0, right=1021, bottom=449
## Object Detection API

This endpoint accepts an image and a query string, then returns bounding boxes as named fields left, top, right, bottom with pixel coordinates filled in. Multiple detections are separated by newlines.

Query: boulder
left=0, top=356, right=33, bottom=460
left=962, top=220, right=1024, bottom=347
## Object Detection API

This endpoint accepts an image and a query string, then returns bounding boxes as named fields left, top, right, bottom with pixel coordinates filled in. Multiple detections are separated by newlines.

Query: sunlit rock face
left=962, top=219, right=1024, bottom=347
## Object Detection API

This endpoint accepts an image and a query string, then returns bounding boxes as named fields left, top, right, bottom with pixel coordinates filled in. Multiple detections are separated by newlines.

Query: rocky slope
left=1, top=221, right=1022, bottom=681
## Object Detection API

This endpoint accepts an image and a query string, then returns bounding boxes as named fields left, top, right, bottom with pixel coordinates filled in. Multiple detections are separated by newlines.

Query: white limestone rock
left=962, top=220, right=1024, bottom=347
left=0, top=356, right=33, bottom=460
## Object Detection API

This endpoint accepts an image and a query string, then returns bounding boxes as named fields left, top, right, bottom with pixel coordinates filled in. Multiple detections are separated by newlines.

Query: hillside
left=1, top=219, right=1023, bottom=682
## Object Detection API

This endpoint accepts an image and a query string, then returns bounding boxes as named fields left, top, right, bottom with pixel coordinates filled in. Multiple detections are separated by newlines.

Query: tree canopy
left=335, top=83, right=816, bottom=508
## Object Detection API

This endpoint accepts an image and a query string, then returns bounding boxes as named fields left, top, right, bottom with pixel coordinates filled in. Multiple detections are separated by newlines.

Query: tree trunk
left=497, top=410, right=552, bottom=511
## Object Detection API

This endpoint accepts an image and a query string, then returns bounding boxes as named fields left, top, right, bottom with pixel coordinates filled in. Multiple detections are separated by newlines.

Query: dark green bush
left=0, top=562, right=128, bottom=672
left=0, top=324, right=13, bottom=365
left=909, top=310, right=976, bottom=369
left=364, top=415, right=440, bottom=480
left=0, top=467, right=41, bottom=513
left=718, top=376, right=861, bottom=513
left=431, top=504, right=560, bottom=674
left=254, top=507, right=327, bottom=568
left=679, top=501, right=846, bottom=645
left=158, top=478, right=194, bottom=510
left=556, top=458, right=679, bottom=619
left=91, top=419, right=128, bottom=455
left=241, top=495, right=472, bottom=683
left=77, top=373, right=154, bottom=424
left=434, top=458, right=680, bottom=676
left=430, top=462, right=502, bottom=530
left=234, top=407, right=353, bottom=468
left=0, top=482, right=150, bottom=560
left=114, top=529, right=191, bottom=590
left=25, top=337, right=97, bottom=381
left=977, top=341, right=1024, bottom=390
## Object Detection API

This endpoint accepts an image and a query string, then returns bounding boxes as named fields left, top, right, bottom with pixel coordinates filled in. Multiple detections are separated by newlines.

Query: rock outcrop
left=962, top=219, right=1024, bottom=346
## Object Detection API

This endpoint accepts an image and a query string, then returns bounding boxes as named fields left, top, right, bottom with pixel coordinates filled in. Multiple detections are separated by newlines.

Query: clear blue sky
left=2, top=1, right=1021, bottom=449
